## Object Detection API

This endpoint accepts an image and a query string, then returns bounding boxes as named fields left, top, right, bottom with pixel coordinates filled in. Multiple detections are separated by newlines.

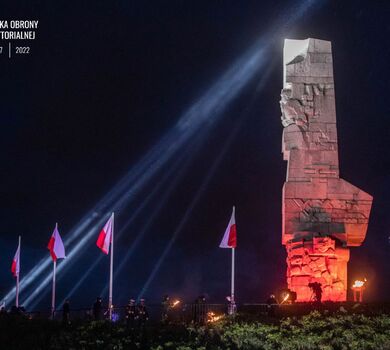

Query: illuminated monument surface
left=280, top=38, right=373, bottom=302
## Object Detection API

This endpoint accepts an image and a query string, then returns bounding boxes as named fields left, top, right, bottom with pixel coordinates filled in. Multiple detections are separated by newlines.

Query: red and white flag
left=47, top=224, right=66, bottom=261
left=11, top=241, right=20, bottom=277
left=96, top=213, right=114, bottom=254
left=219, top=206, right=237, bottom=248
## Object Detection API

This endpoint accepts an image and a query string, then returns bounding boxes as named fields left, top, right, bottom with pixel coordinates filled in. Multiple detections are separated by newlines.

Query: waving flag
left=96, top=213, right=114, bottom=254
left=96, top=213, right=115, bottom=319
left=219, top=206, right=237, bottom=248
left=11, top=241, right=20, bottom=277
left=219, top=207, right=237, bottom=314
left=47, top=224, right=66, bottom=261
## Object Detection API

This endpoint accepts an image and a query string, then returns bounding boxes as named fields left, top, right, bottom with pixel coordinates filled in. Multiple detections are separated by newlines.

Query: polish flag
left=11, top=241, right=20, bottom=277
left=47, top=224, right=66, bottom=261
left=219, top=206, right=237, bottom=248
left=96, top=213, right=114, bottom=254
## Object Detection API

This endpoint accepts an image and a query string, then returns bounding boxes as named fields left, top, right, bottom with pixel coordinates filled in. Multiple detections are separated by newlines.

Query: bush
left=1, top=311, right=390, bottom=349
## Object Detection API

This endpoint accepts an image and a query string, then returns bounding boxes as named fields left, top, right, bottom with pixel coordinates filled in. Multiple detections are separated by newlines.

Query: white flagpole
left=108, top=213, right=114, bottom=320
left=51, top=223, right=59, bottom=319
left=51, top=260, right=56, bottom=319
left=16, top=236, right=21, bottom=308
left=231, top=247, right=235, bottom=305
left=231, top=206, right=236, bottom=313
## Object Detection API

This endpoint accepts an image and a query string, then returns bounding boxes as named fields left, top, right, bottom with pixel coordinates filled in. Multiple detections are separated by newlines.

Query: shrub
left=1, top=311, right=390, bottom=349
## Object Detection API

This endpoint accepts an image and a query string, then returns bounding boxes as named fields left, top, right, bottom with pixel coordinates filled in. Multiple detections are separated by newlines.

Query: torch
left=171, top=300, right=180, bottom=308
left=351, top=278, right=367, bottom=302
left=280, top=293, right=290, bottom=305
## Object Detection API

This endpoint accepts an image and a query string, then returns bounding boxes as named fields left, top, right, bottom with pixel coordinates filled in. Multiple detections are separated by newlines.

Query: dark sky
left=0, top=0, right=389, bottom=309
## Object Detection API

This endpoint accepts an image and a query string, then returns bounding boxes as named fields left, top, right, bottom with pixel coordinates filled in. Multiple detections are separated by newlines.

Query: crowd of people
left=2, top=283, right=325, bottom=324
left=59, top=294, right=211, bottom=326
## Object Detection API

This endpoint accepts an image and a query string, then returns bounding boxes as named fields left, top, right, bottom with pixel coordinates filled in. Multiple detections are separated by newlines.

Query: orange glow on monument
left=280, top=38, right=373, bottom=302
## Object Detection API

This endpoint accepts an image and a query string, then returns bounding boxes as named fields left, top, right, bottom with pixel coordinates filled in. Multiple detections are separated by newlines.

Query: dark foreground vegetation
left=1, top=309, right=390, bottom=349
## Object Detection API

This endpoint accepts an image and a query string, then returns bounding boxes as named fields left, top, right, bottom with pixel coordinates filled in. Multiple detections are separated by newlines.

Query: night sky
left=0, top=0, right=389, bottom=310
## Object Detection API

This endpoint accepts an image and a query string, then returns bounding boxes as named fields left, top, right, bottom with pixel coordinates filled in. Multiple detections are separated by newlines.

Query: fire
left=352, top=278, right=367, bottom=289
left=172, top=300, right=180, bottom=308
left=280, top=293, right=289, bottom=304
left=352, top=278, right=367, bottom=302
left=207, top=311, right=224, bottom=323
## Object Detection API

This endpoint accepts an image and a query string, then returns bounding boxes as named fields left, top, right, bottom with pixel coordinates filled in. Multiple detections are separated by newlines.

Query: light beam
left=3, top=0, right=325, bottom=309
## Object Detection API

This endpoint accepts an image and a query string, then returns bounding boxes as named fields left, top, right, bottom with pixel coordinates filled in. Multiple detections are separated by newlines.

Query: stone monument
left=280, top=38, right=373, bottom=302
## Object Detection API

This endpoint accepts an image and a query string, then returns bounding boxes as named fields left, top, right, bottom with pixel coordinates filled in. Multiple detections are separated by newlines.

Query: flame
left=352, top=278, right=367, bottom=289
left=172, top=300, right=180, bottom=308
left=207, top=311, right=224, bottom=323
left=280, top=293, right=289, bottom=304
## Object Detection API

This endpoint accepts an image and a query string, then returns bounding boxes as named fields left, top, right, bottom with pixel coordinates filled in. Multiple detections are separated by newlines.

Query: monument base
left=286, top=237, right=349, bottom=302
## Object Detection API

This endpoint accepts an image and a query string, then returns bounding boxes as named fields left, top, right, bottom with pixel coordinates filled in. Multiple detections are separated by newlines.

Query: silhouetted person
left=10, top=306, right=20, bottom=315
left=290, top=290, right=297, bottom=304
left=137, top=298, right=149, bottom=329
left=62, top=299, right=70, bottom=324
left=18, top=306, right=28, bottom=319
left=267, top=294, right=277, bottom=305
left=137, top=298, right=149, bottom=348
left=0, top=306, right=6, bottom=317
left=266, top=294, right=278, bottom=316
left=93, top=297, right=103, bottom=320
left=193, top=295, right=207, bottom=325
left=125, top=299, right=137, bottom=330
left=226, top=296, right=236, bottom=315
left=161, top=295, right=170, bottom=323
left=309, top=282, right=323, bottom=303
